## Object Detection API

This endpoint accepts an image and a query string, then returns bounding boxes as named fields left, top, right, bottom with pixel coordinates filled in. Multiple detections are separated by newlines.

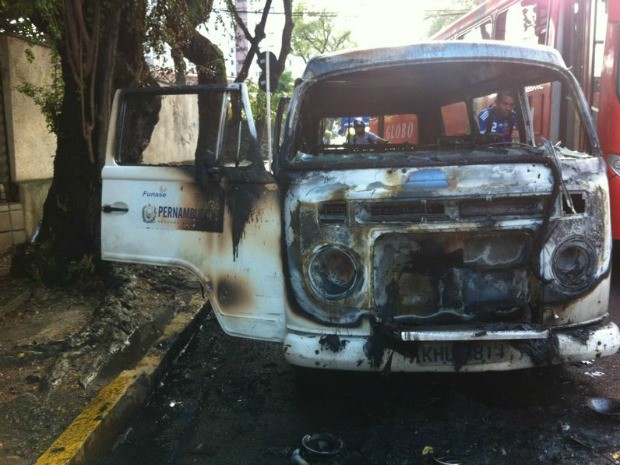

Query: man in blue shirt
left=478, top=91, right=518, bottom=143
left=347, top=119, right=388, bottom=145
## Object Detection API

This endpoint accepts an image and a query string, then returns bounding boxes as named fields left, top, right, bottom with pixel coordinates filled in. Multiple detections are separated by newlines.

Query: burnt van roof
left=302, top=41, right=566, bottom=81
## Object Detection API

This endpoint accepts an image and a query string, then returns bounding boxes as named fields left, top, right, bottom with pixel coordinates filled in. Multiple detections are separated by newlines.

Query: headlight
left=308, top=246, right=360, bottom=300
left=552, top=239, right=595, bottom=289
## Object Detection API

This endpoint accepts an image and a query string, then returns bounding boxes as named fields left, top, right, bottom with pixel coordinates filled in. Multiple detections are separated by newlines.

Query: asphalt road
left=97, top=249, right=620, bottom=465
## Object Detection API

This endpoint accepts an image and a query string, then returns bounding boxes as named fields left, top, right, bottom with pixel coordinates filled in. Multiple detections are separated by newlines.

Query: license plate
left=413, top=341, right=515, bottom=366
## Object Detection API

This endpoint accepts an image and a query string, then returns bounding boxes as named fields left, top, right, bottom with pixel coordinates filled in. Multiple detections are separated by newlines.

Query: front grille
left=352, top=196, right=546, bottom=225
left=319, top=202, right=347, bottom=224
left=460, top=196, right=545, bottom=219
left=359, top=200, right=447, bottom=223
left=373, top=232, right=532, bottom=324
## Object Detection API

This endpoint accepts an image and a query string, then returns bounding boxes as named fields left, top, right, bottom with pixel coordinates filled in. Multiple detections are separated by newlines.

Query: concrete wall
left=0, top=74, right=10, bottom=201
left=0, top=35, right=56, bottom=182
left=0, top=35, right=56, bottom=252
left=142, top=94, right=199, bottom=165
left=0, top=202, right=25, bottom=252
left=19, top=179, right=51, bottom=238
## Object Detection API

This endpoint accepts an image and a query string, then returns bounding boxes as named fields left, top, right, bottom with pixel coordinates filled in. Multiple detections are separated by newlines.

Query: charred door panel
left=101, top=86, right=286, bottom=342
left=101, top=170, right=285, bottom=340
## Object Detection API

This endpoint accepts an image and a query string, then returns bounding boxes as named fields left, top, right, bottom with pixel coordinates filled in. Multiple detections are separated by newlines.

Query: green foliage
left=0, top=0, right=60, bottom=44
left=291, top=2, right=356, bottom=63
left=68, top=255, right=97, bottom=284
left=247, top=69, right=294, bottom=123
left=1, top=0, right=65, bottom=132
left=147, top=0, right=223, bottom=60
left=24, top=48, right=35, bottom=62
left=11, top=242, right=100, bottom=286
left=15, top=50, right=64, bottom=135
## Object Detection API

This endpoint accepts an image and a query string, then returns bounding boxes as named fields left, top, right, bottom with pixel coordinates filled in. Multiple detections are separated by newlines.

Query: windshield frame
left=277, top=56, right=601, bottom=172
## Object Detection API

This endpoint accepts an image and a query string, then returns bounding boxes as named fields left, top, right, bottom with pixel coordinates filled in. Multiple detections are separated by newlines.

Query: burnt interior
left=373, top=232, right=533, bottom=324
left=293, top=60, right=564, bottom=154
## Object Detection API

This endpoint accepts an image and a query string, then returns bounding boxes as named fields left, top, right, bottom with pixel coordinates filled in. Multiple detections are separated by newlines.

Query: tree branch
left=275, top=0, right=293, bottom=73
left=82, top=1, right=101, bottom=76
left=96, top=6, right=122, bottom=168
left=171, top=48, right=187, bottom=85
left=180, top=29, right=226, bottom=84
left=72, top=0, right=91, bottom=46
left=228, top=1, right=253, bottom=41
left=62, top=2, right=81, bottom=82
left=235, top=0, right=273, bottom=82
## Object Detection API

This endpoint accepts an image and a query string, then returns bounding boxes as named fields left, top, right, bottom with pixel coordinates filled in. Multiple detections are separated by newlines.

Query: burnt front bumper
left=282, top=321, right=620, bottom=372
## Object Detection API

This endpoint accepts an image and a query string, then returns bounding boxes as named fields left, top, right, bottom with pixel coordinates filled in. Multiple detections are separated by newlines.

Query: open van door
left=101, top=84, right=286, bottom=342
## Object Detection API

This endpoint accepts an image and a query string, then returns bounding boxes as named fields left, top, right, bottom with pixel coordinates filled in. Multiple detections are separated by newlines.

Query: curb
left=35, top=296, right=208, bottom=465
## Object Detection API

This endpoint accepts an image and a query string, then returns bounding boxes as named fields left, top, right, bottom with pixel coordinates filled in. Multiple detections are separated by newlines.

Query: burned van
left=102, top=42, right=620, bottom=372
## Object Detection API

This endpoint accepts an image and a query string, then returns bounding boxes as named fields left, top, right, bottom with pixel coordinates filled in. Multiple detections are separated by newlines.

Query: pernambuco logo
left=142, top=204, right=157, bottom=223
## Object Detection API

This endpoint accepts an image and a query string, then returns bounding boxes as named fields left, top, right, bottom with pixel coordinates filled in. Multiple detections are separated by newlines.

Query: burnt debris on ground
left=0, top=249, right=202, bottom=465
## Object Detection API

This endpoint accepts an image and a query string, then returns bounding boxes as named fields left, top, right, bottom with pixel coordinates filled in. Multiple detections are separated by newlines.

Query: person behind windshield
left=478, top=91, right=519, bottom=143
left=347, top=119, right=388, bottom=145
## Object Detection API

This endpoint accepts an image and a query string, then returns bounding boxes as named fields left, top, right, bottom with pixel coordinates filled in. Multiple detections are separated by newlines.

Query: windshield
left=285, top=60, right=596, bottom=168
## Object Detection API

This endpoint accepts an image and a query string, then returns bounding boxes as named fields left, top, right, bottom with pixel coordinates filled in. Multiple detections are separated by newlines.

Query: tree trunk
left=13, top=1, right=153, bottom=284
left=33, top=48, right=102, bottom=282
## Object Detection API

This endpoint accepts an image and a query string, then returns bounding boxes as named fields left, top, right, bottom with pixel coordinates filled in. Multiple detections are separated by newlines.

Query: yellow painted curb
left=35, top=372, right=138, bottom=465
left=36, top=298, right=206, bottom=465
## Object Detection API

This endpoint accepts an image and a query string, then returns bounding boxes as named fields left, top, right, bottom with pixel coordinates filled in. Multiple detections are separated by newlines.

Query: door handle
left=102, top=204, right=129, bottom=213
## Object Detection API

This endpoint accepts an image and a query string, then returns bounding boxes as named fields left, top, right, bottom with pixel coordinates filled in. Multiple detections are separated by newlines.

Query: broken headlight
left=308, top=245, right=360, bottom=300
left=552, top=238, right=595, bottom=290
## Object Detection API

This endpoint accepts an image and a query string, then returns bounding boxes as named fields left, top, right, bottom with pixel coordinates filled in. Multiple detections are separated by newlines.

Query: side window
left=441, top=102, right=470, bottom=136
left=116, top=89, right=257, bottom=167
left=472, top=82, right=587, bottom=150
left=221, top=93, right=256, bottom=167
left=118, top=93, right=199, bottom=165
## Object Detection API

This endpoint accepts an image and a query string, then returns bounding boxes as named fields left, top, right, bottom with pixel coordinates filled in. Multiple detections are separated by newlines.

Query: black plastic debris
left=290, top=433, right=343, bottom=464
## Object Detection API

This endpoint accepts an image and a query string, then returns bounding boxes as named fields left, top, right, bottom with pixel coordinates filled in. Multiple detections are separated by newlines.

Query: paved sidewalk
left=0, top=253, right=205, bottom=465
left=0, top=249, right=32, bottom=319
left=36, top=297, right=206, bottom=465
